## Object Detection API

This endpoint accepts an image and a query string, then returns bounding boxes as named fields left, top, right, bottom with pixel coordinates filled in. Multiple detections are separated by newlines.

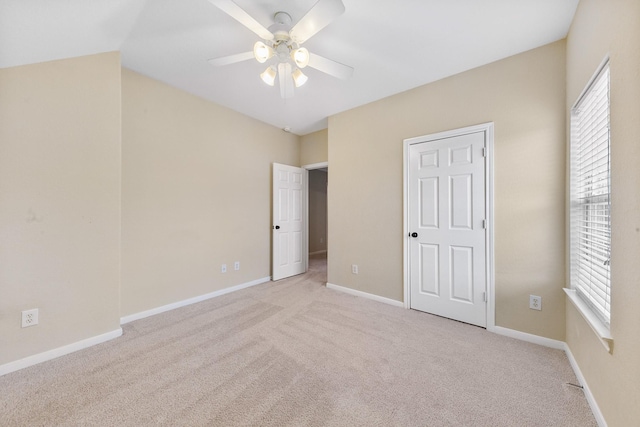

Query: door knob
left=410, top=232, right=418, bottom=238
left=274, top=225, right=280, bottom=230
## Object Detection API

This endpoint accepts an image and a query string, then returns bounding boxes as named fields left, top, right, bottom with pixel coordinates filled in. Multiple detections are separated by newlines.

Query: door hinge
left=482, top=147, right=487, bottom=157
left=483, top=292, right=487, bottom=302
left=482, top=219, right=487, bottom=229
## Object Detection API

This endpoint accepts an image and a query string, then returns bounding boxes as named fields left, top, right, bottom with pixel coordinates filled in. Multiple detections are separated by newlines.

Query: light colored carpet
left=1, top=255, right=596, bottom=426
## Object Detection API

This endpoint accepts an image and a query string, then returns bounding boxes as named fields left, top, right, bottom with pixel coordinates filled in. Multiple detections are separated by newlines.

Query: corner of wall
left=0, top=52, right=122, bottom=367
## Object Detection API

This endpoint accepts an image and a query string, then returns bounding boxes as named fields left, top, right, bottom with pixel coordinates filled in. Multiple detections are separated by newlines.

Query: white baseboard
left=326, top=282, right=404, bottom=308
left=489, top=326, right=565, bottom=349
left=489, top=327, right=605, bottom=425
left=0, top=279, right=606, bottom=427
left=120, top=276, right=271, bottom=324
left=324, top=286, right=603, bottom=423
left=564, top=344, right=607, bottom=427
left=0, top=328, right=122, bottom=377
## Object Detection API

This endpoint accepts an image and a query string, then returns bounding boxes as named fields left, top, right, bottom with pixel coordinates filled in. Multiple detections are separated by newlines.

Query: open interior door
left=272, top=163, right=307, bottom=280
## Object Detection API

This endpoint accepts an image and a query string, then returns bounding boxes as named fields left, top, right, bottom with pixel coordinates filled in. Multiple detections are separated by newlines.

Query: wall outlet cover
left=529, top=295, right=542, bottom=311
left=22, top=309, right=39, bottom=327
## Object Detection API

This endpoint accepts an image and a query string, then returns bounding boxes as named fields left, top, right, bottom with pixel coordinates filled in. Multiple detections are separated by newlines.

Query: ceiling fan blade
left=278, top=63, right=295, bottom=99
left=308, top=53, right=353, bottom=80
left=207, top=51, right=254, bottom=67
left=209, top=0, right=274, bottom=40
left=289, top=0, right=345, bottom=44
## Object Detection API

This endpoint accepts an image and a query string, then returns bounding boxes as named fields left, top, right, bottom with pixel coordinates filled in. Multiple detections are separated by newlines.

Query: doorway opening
left=305, top=162, right=328, bottom=280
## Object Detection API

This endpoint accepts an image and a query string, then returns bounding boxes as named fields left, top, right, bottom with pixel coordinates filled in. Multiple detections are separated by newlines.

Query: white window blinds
left=570, top=62, right=611, bottom=327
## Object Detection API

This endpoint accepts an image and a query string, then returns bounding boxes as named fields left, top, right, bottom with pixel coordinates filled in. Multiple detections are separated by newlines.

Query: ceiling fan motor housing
left=270, top=11, right=293, bottom=43
left=274, top=11, right=292, bottom=26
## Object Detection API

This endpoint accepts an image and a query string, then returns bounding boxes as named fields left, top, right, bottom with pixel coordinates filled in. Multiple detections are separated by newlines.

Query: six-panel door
left=272, top=163, right=305, bottom=281
left=408, top=131, right=487, bottom=327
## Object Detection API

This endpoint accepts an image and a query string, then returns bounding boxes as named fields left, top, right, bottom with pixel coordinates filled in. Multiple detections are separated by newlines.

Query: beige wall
left=121, top=69, right=299, bottom=317
left=3, top=8, right=637, bottom=422
left=300, top=129, right=328, bottom=165
left=309, top=170, right=328, bottom=254
left=328, top=41, right=567, bottom=340
left=565, top=0, right=640, bottom=425
left=0, top=53, right=122, bottom=365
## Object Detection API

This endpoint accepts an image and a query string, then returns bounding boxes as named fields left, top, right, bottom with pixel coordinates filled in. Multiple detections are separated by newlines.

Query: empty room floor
left=0, top=254, right=596, bottom=426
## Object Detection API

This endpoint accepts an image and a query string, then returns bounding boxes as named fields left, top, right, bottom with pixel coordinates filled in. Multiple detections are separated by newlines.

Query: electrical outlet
left=352, top=264, right=358, bottom=274
left=221, top=264, right=227, bottom=273
left=22, top=309, right=39, bottom=328
left=234, top=261, right=240, bottom=271
left=529, top=295, right=542, bottom=311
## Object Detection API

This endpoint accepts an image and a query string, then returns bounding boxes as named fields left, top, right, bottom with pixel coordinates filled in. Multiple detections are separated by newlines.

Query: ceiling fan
left=207, top=0, right=354, bottom=99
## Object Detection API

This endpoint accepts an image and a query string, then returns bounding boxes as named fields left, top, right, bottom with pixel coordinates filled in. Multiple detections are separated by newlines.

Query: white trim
left=564, top=343, right=608, bottom=427
left=403, top=122, right=495, bottom=329
left=302, top=161, right=328, bottom=170
left=571, top=56, right=610, bottom=110
left=402, top=137, right=410, bottom=309
left=309, top=250, right=327, bottom=256
left=569, top=60, right=611, bottom=326
left=120, top=277, right=271, bottom=324
left=326, top=282, right=404, bottom=308
left=489, top=325, right=565, bottom=350
left=489, top=326, right=606, bottom=426
left=0, top=328, right=122, bottom=377
left=303, top=167, right=309, bottom=273
left=485, top=124, right=495, bottom=329
left=564, top=288, right=613, bottom=353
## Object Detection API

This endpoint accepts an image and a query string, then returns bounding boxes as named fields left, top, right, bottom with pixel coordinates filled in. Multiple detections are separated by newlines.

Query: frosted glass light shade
left=253, top=41, right=273, bottom=63
left=260, top=66, right=277, bottom=86
left=291, top=47, right=309, bottom=68
left=292, top=68, right=308, bottom=87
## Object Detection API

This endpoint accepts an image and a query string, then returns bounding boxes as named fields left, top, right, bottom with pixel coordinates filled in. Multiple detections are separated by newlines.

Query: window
left=570, top=61, right=611, bottom=328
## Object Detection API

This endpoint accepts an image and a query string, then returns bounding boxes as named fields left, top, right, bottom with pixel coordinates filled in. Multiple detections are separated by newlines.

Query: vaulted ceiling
left=0, top=0, right=579, bottom=135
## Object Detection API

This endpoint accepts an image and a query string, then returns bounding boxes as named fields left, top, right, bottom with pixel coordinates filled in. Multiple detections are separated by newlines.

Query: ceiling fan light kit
left=291, top=47, right=309, bottom=68
left=260, top=65, right=277, bottom=86
left=292, top=68, right=308, bottom=87
left=208, top=0, right=353, bottom=99
left=253, top=41, right=273, bottom=63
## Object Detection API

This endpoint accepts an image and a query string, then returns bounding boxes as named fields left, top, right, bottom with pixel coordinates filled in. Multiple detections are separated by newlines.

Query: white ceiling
left=0, top=0, right=579, bottom=135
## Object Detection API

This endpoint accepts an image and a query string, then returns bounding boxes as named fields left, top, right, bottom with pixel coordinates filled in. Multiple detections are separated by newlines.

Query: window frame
left=565, top=58, right=613, bottom=352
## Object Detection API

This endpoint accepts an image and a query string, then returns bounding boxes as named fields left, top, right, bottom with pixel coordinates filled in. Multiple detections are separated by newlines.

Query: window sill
left=564, top=288, right=613, bottom=353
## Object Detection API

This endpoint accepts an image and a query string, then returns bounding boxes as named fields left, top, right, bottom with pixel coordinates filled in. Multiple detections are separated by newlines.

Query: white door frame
left=403, top=123, right=495, bottom=329
left=302, top=161, right=328, bottom=271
